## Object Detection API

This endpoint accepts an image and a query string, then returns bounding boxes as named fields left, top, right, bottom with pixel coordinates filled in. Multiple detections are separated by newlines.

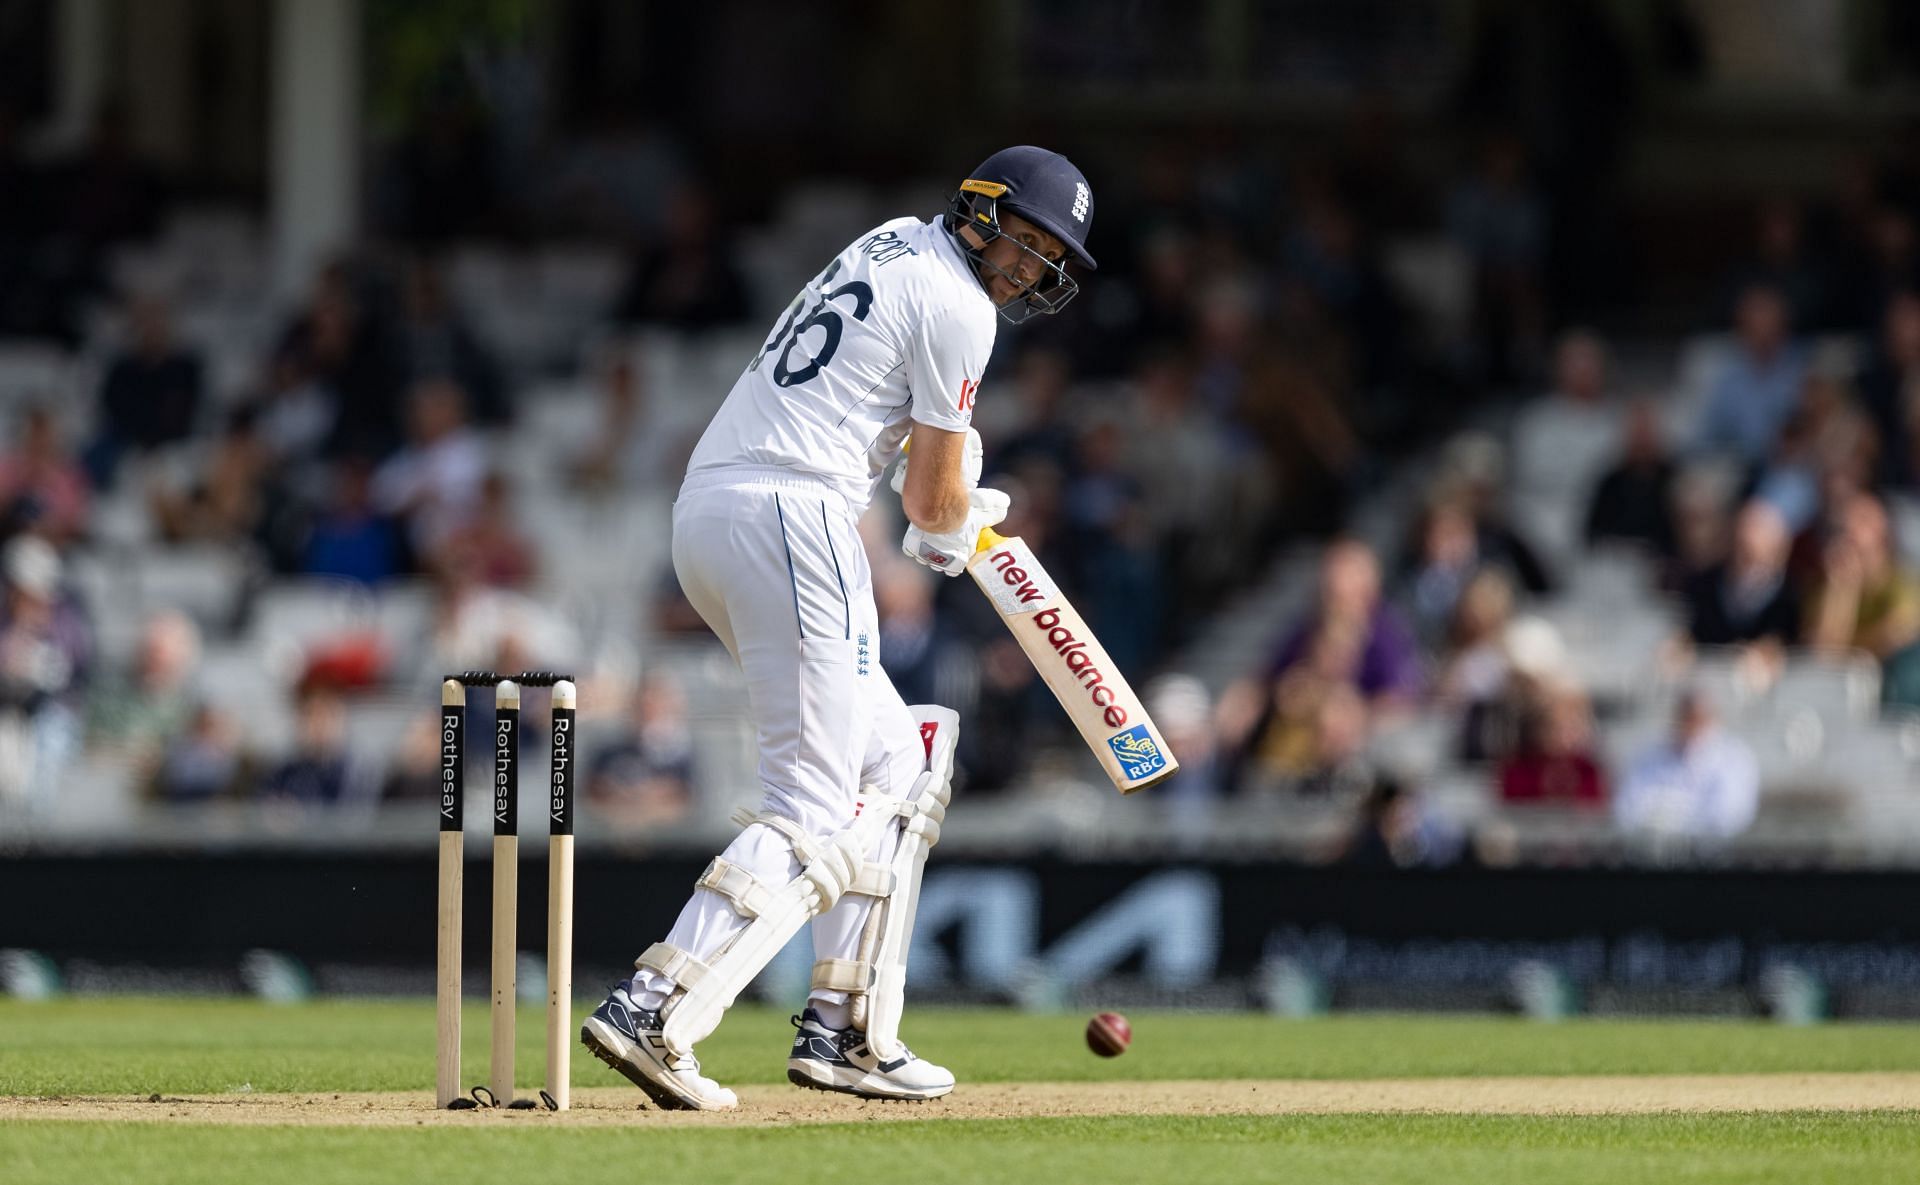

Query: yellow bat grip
left=976, top=526, right=1006, bottom=554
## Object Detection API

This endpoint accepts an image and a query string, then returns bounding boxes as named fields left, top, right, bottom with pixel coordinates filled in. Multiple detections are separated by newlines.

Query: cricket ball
left=1086, top=1011, right=1131, bottom=1057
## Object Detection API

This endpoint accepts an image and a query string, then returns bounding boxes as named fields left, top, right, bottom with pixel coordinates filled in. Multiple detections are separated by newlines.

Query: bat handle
left=975, top=526, right=1006, bottom=554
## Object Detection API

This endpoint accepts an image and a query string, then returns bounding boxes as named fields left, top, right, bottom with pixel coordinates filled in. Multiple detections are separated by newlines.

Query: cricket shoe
left=580, top=985, right=737, bottom=1111
left=785, top=1008, right=955, bottom=1100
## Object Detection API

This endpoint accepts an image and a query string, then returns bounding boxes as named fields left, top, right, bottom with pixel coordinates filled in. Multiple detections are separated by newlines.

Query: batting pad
left=647, top=802, right=902, bottom=1058
left=838, top=704, right=959, bottom=1060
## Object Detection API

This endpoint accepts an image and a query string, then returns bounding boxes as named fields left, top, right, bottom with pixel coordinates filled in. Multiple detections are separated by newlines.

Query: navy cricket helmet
left=948, top=146, right=1096, bottom=322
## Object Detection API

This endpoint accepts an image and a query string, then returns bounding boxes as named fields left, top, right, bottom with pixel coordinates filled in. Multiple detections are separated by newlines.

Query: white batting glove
left=902, top=486, right=1010, bottom=576
left=891, top=428, right=983, bottom=496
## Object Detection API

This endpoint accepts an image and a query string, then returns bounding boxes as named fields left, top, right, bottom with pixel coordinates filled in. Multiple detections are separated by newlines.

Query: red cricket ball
left=1086, top=1011, right=1132, bottom=1057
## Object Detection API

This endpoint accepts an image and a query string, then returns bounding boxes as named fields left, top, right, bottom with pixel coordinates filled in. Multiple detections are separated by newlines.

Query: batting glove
left=902, top=486, right=1010, bottom=576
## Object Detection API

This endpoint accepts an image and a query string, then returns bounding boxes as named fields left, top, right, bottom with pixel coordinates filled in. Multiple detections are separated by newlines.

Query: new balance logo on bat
left=989, top=550, right=1047, bottom=606
left=1031, top=607, right=1128, bottom=729
left=979, top=540, right=1059, bottom=617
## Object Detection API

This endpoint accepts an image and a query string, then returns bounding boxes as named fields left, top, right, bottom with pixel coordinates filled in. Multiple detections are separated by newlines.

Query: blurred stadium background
left=4, top=0, right=1920, bottom=1020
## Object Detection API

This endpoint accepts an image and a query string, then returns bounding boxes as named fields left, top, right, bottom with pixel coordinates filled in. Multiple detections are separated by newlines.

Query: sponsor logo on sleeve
left=1108, top=725, right=1166, bottom=782
left=958, top=378, right=979, bottom=413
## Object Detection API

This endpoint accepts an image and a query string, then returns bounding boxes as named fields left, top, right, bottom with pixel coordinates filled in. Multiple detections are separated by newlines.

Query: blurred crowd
left=6, top=74, right=1920, bottom=856
left=1202, top=165, right=1920, bottom=865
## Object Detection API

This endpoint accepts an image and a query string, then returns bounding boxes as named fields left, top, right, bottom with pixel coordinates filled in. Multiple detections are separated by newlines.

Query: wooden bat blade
left=967, top=531, right=1177, bottom=793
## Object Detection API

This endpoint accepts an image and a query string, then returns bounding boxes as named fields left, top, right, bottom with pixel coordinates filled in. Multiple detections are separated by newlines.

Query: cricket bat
left=967, top=527, right=1177, bottom=793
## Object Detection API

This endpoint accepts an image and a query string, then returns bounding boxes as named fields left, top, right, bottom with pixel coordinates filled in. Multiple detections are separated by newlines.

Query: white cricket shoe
left=580, top=985, right=738, bottom=1111
left=786, top=1008, right=955, bottom=1100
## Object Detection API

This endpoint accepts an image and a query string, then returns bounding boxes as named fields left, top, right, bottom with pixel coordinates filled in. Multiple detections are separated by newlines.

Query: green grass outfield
left=5, top=999, right=1920, bottom=1184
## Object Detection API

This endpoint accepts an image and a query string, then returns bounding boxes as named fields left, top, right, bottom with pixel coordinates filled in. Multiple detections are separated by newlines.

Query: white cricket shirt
left=683, top=216, right=997, bottom=511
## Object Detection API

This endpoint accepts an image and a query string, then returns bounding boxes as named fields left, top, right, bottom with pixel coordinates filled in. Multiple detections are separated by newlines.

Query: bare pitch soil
left=4, top=1073, right=1917, bottom=1128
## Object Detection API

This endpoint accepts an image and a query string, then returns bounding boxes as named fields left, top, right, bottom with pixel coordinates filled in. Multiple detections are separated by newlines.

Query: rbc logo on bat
left=1108, top=725, right=1166, bottom=782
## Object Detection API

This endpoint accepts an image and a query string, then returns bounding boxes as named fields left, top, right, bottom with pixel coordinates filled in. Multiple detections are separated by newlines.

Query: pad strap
left=696, top=858, right=778, bottom=919
left=811, top=957, right=870, bottom=993
left=730, top=807, right=825, bottom=865
left=729, top=809, right=865, bottom=910
left=637, top=941, right=712, bottom=990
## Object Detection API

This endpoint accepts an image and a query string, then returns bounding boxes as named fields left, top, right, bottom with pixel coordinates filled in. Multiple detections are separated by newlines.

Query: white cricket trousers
left=629, top=468, right=925, bottom=1016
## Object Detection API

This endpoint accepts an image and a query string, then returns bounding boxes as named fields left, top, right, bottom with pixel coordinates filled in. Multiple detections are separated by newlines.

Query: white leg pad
left=648, top=806, right=901, bottom=1058
left=845, top=705, right=959, bottom=1060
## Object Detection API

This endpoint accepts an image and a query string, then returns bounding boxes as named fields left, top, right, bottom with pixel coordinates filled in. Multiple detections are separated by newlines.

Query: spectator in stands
left=575, top=351, right=644, bottom=493
left=89, top=295, right=204, bottom=486
left=588, top=674, right=693, bottom=826
left=1341, top=776, right=1463, bottom=868
left=1142, top=674, right=1224, bottom=803
left=0, top=406, right=91, bottom=545
left=148, top=406, right=274, bottom=548
left=273, top=263, right=404, bottom=459
left=87, top=610, right=201, bottom=772
left=1125, top=348, right=1245, bottom=645
left=1231, top=615, right=1384, bottom=793
left=1061, top=421, right=1158, bottom=673
left=300, top=458, right=408, bottom=585
left=150, top=703, right=243, bottom=802
left=371, top=379, right=489, bottom=559
left=1236, top=283, right=1366, bottom=539
left=1858, top=208, right=1920, bottom=334
left=1112, top=225, right=1199, bottom=357
left=1433, top=567, right=1517, bottom=707
left=1278, top=178, right=1403, bottom=391
left=613, top=183, right=749, bottom=332
left=1857, top=290, right=1920, bottom=489
left=1804, top=490, right=1920, bottom=661
left=396, top=258, right=508, bottom=427
left=1446, top=133, right=1547, bottom=385
left=0, top=535, right=91, bottom=811
left=1509, top=330, right=1621, bottom=531
left=1719, top=198, right=1826, bottom=329
left=1435, top=433, right=1554, bottom=593
left=1747, top=369, right=1879, bottom=538
left=1684, top=499, right=1801, bottom=654
left=989, top=346, right=1078, bottom=479
left=1695, top=284, right=1808, bottom=464
left=1586, top=400, right=1679, bottom=562
left=1293, top=681, right=1375, bottom=801
left=1250, top=538, right=1419, bottom=701
left=1219, top=540, right=1419, bottom=787
left=1498, top=682, right=1606, bottom=807
left=434, top=472, right=536, bottom=590
left=379, top=712, right=446, bottom=802
left=1614, top=688, right=1759, bottom=840
left=1460, top=614, right=1568, bottom=765
left=259, top=686, right=354, bottom=805
left=421, top=544, right=578, bottom=677
left=1405, top=495, right=1490, bottom=648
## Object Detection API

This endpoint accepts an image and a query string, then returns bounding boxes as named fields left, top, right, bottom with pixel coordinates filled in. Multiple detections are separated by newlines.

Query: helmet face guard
left=947, top=182, right=1081, bottom=324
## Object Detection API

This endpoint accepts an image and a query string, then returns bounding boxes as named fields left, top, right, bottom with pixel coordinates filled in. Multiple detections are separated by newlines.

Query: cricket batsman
left=581, top=147, right=1096, bottom=1109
